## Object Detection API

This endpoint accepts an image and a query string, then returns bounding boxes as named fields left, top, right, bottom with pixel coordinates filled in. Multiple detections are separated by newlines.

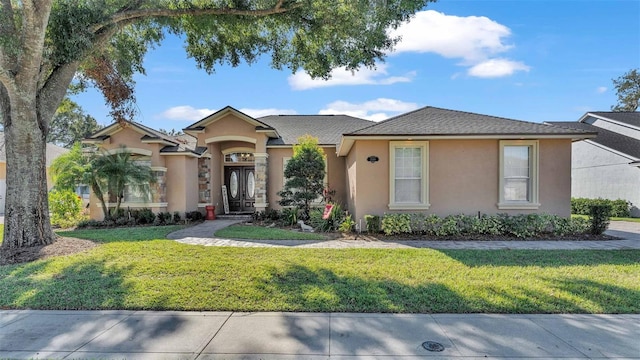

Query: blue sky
left=73, top=0, right=640, bottom=131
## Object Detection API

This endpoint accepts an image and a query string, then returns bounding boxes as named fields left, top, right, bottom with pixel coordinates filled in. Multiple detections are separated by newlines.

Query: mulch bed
left=0, top=237, right=98, bottom=265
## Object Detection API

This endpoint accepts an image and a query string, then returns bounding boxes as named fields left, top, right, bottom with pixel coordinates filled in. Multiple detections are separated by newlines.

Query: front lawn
left=0, top=226, right=638, bottom=313
left=215, top=224, right=325, bottom=240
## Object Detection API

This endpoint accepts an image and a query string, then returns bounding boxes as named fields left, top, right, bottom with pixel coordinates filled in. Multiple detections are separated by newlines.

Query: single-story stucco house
left=547, top=112, right=640, bottom=216
left=83, top=105, right=595, bottom=221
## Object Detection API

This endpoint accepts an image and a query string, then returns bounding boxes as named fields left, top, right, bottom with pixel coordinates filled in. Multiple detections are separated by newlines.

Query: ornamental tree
left=278, top=135, right=326, bottom=219
left=0, top=0, right=431, bottom=250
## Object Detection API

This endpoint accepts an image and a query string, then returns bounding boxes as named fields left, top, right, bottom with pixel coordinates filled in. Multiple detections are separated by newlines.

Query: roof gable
left=547, top=121, right=640, bottom=160
left=183, top=106, right=276, bottom=135
left=583, top=112, right=640, bottom=129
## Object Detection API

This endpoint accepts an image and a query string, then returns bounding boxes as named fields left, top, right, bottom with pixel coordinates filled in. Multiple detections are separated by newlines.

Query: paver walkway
left=167, top=219, right=640, bottom=249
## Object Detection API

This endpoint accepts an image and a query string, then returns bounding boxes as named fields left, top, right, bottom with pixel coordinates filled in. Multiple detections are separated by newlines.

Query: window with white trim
left=389, top=141, right=429, bottom=209
left=498, top=140, right=540, bottom=209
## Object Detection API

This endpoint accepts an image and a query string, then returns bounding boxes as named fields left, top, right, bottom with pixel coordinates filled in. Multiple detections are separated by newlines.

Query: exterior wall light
left=367, top=156, right=379, bottom=163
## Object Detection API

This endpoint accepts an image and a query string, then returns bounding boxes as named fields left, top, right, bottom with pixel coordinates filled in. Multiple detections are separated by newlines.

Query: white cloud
left=318, top=98, right=420, bottom=121
left=159, top=105, right=215, bottom=121
left=389, top=10, right=530, bottom=78
left=159, top=105, right=297, bottom=121
left=238, top=108, right=297, bottom=118
left=467, top=59, right=531, bottom=78
left=596, top=86, right=608, bottom=93
left=391, top=10, right=512, bottom=62
left=288, top=64, right=415, bottom=90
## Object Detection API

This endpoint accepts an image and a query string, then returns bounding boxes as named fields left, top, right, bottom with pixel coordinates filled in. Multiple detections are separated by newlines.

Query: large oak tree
left=0, top=0, right=430, bottom=250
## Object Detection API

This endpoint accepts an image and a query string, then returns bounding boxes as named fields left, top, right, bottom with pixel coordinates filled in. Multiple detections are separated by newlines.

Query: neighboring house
left=0, top=132, right=69, bottom=215
left=547, top=112, right=640, bottom=217
left=83, top=106, right=593, bottom=221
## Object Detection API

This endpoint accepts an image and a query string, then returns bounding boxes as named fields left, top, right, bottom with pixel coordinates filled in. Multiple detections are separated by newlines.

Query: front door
left=224, top=166, right=256, bottom=212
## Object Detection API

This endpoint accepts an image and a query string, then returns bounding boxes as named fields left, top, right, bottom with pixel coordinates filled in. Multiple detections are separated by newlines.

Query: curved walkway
left=166, top=220, right=640, bottom=250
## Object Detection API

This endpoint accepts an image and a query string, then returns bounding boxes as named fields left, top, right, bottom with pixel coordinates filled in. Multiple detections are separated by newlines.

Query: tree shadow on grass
left=439, top=249, right=640, bottom=267
left=0, top=258, right=129, bottom=309
left=258, top=264, right=467, bottom=313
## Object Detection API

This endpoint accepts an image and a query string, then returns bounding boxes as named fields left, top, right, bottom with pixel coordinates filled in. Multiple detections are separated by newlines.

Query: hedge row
left=372, top=213, right=591, bottom=238
left=76, top=209, right=205, bottom=228
left=571, top=197, right=631, bottom=218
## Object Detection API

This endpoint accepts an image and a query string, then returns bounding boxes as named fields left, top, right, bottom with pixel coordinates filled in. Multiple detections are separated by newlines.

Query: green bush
left=281, top=207, right=299, bottom=226
left=131, top=208, right=156, bottom=225
left=588, top=204, right=611, bottom=235
left=48, top=189, right=85, bottom=228
left=381, top=212, right=591, bottom=238
left=76, top=219, right=104, bottom=228
left=186, top=210, right=204, bottom=222
left=156, top=211, right=173, bottom=225
left=338, top=214, right=355, bottom=233
left=571, top=198, right=631, bottom=217
left=364, top=215, right=381, bottom=233
left=173, top=211, right=181, bottom=223
left=381, top=213, right=411, bottom=235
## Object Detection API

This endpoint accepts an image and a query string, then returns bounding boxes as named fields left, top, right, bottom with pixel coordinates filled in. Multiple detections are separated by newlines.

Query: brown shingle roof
left=348, top=106, right=594, bottom=137
left=258, top=115, right=374, bottom=146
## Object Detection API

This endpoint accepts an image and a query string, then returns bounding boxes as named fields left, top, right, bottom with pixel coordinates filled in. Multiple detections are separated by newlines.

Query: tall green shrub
left=588, top=204, right=611, bottom=235
left=277, top=135, right=326, bottom=219
left=48, top=189, right=84, bottom=228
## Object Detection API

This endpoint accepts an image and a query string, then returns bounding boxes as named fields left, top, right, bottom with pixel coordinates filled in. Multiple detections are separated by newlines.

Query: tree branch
left=37, top=60, right=79, bottom=128
left=92, top=2, right=302, bottom=34
left=16, top=1, right=52, bottom=86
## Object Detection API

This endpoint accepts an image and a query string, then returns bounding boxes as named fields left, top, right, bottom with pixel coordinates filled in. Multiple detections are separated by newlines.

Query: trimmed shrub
left=186, top=210, right=204, bottom=222
left=572, top=198, right=631, bottom=218
left=173, top=211, right=181, bottom=223
left=381, top=213, right=411, bottom=235
left=156, top=211, right=173, bottom=225
left=381, top=212, right=590, bottom=238
left=364, top=215, right=381, bottom=233
left=76, top=219, right=104, bottom=228
left=589, top=204, right=611, bottom=235
left=131, top=208, right=156, bottom=225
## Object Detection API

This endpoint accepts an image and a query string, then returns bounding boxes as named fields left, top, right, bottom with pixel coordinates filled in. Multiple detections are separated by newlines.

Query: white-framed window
left=388, top=141, right=430, bottom=210
left=498, top=140, right=540, bottom=209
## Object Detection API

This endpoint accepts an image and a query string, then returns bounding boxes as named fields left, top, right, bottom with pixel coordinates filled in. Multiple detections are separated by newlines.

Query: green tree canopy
left=48, top=97, right=102, bottom=148
left=0, top=0, right=432, bottom=249
left=278, top=135, right=326, bottom=218
left=611, top=68, right=640, bottom=112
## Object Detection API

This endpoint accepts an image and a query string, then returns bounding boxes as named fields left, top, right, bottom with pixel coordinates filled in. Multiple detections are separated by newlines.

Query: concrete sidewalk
left=1, top=311, right=638, bottom=359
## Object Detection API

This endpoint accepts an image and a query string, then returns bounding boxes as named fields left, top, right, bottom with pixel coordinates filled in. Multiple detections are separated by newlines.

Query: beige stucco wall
left=346, top=138, right=572, bottom=221
left=345, top=145, right=357, bottom=214
left=165, top=156, right=199, bottom=215
left=0, top=162, right=6, bottom=180
left=209, top=143, right=223, bottom=213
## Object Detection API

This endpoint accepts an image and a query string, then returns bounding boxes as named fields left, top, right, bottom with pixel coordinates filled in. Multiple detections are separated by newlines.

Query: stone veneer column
left=254, top=153, right=268, bottom=212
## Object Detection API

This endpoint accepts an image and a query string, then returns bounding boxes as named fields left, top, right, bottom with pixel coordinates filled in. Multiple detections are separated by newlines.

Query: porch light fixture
left=367, top=156, right=379, bottom=163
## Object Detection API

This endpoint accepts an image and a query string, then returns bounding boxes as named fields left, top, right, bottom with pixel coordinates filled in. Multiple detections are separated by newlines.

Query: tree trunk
left=1, top=96, right=56, bottom=249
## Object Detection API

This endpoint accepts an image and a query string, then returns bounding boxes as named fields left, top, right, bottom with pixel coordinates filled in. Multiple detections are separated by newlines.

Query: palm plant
left=51, top=144, right=154, bottom=220
left=92, top=146, right=154, bottom=220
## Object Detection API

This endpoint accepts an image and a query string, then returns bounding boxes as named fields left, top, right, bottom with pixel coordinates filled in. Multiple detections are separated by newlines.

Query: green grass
left=56, top=225, right=185, bottom=242
left=215, top=224, right=325, bottom=240
left=572, top=214, right=640, bottom=223
left=1, top=224, right=638, bottom=313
